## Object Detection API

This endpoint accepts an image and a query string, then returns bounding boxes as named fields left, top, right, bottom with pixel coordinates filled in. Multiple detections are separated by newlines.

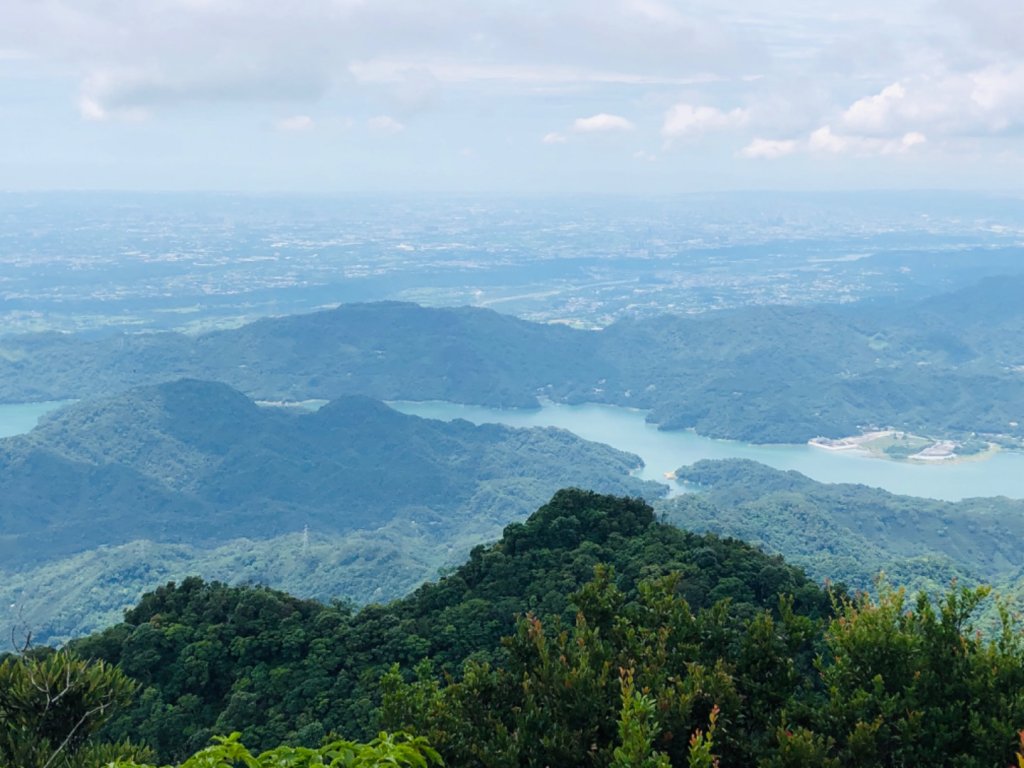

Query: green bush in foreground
left=382, top=573, right=1024, bottom=767
left=109, top=731, right=441, bottom=768
left=0, top=649, right=152, bottom=768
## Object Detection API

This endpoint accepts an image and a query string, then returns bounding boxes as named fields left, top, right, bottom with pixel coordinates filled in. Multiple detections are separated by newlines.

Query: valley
left=3, top=273, right=1024, bottom=449
left=4, top=258, right=1024, bottom=647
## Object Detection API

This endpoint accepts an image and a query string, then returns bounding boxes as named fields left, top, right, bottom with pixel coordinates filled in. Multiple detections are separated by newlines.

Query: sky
left=2, top=0, right=1024, bottom=193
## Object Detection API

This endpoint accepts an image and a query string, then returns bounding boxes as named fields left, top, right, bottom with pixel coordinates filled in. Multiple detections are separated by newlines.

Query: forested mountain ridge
left=0, top=380, right=663, bottom=642
left=51, top=488, right=1024, bottom=767
left=664, top=458, right=1024, bottom=598
left=2, top=275, right=1024, bottom=444
left=69, top=488, right=832, bottom=762
left=0, top=302, right=584, bottom=409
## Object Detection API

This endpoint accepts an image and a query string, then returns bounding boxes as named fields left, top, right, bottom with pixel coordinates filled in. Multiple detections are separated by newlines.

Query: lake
left=4, top=397, right=1022, bottom=501
left=390, top=400, right=1024, bottom=502
left=0, top=401, right=74, bottom=438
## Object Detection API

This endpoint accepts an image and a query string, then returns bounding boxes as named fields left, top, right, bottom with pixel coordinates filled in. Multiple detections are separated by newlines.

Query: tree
left=0, top=648, right=150, bottom=768
left=810, top=584, right=1024, bottom=767
left=109, top=731, right=442, bottom=768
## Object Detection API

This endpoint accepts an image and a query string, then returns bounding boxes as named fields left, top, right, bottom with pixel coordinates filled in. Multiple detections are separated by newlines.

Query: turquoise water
left=390, top=400, right=1024, bottom=502
left=3, top=397, right=1021, bottom=501
left=0, top=401, right=73, bottom=438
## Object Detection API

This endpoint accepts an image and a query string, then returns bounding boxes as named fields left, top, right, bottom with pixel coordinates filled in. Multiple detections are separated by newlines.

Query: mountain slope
left=1, top=381, right=664, bottom=641
left=70, top=488, right=830, bottom=760
left=663, top=458, right=1024, bottom=593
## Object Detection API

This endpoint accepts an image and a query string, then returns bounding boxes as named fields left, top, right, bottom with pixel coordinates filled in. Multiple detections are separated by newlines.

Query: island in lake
left=809, top=430, right=996, bottom=462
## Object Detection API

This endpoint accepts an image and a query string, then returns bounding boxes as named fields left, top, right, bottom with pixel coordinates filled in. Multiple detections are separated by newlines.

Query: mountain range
left=2, top=274, right=1023, bottom=444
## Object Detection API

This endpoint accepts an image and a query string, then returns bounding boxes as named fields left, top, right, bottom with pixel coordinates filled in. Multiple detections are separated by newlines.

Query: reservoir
left=3, top=397, right=1022, bottom=502
left=0, top=401, right=73, bottom=438
left=391, top=400, right=1024, bottom=502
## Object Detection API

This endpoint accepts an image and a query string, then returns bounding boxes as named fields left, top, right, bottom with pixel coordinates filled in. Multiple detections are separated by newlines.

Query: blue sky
left=3, top=0, right=1024, bottom=193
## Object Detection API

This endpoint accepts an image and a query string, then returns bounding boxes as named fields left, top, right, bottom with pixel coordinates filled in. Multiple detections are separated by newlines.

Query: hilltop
left=67, top=488, right=1024, bottom=767
left=71, top=488, right=829, bottom=761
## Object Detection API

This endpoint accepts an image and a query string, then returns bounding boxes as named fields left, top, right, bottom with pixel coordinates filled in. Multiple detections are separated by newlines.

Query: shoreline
left=809, top=431, right=1002, bottom=465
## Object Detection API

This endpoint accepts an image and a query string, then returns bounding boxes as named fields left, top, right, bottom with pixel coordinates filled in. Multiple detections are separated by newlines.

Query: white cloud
left=661, top=103, right=749, bottom=142
left=739, top=137, right=797, bottom=159
left=809, top=125, right=927, bottom=155
left=835, top=70, right=1024, bottom=140
left=4, top=0, right=1024, bottom=190
left=736, top=126, right=927, bottom=160
left=808, top=126, right=847, bottom=153
left=349, top=58, right=721, bottom=87
left=840, top=83, right=907, bottom=134
left=78, top=96, right=106, bottom=122
left=276, top=114, right=315, bottom=132
left=967, top=66, right=1024, bottom=129
left=571, top=113, right=635, bottom=132
left=633, top=150, right=657, bottom=162
left=901, top=131, right=927, bottom=148
left=367, top=115, right=405, bottom=134
left=1, top=0, right=761, bottom=122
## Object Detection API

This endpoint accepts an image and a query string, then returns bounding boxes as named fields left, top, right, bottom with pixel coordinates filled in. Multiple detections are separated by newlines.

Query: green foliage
left=612, top=670, right=671, bottom=768
left=68, top=490, right=827, bottom=763
left=685, top=706, right=719, bottom=768
left=7, top=489, right=1024, bottom=767
left=812, top=584, right=1024, bottom=766
left=109, top=731, right=441, bottom=768
left=381, top=566, right=816, bottom=767
left=4, top=281, right=1024, bottom=446
left=760, top=726, right=837, bottom=768
left=665, top=459, right=1024, bottom=603
left=382, top=571, right=1024, bottom=767
left=0, top=650, right=147, bottom=768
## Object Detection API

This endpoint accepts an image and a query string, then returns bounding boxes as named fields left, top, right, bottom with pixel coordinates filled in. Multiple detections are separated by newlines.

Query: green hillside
left=1, top=381, right=663, bottom=642
left=663, top=458, right=1024, bottom=596
left=53, top=489, right=1024, bottom=767
left=70, top=488, right=829, bottom=762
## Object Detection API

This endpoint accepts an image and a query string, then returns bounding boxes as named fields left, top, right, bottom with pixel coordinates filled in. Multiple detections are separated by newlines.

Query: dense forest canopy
left=4, top=490, right=1024, bottom=767
left=3, top=267, right=1024, bottom=765
left=68, top=490, right=829, bottom=761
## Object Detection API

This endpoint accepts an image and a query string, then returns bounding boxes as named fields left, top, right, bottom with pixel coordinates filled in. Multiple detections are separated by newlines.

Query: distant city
left=3, top=190, right=1023, bottom=335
